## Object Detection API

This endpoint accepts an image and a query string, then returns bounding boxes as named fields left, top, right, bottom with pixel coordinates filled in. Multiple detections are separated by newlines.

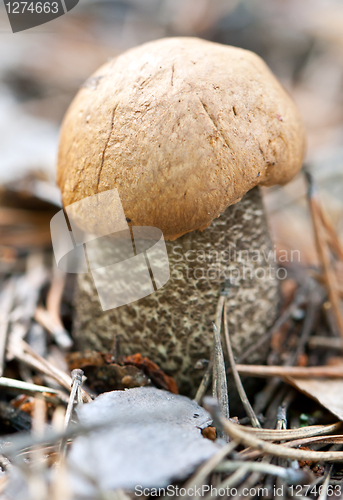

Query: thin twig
left=223, top=297, right=260, bottom=428
left=276, top=403, right=287, bottom=430
left=0, top=376, right=60, bottom=396
left=8, top=339, right=91, bottom=402
left=195, top=361, right=212, bottom=404
left=60, top=369, right=84, bottom=457
left=230, top=421, right=342, bottom=441
left=282, top=435, right=343, bottom=448
left=204, top=398, right=343, bottom=462
left=212, top=323, right=229, bottom=424
left=234, top=364, right=343, bottom=378
left=214, top=460, right=311, bottom=484
left=318, top=466, right=333, bottom=500
left=308, top=336, right=342, bottom=350
left=35, top=306, right=72, bottom=350
left=0, top=278, right=16, bottom=377
left=212, top=292, right=229, bottom=425
left=204, top=465, right=250, bottom=500
left=29, top=397, right=48, bottom=500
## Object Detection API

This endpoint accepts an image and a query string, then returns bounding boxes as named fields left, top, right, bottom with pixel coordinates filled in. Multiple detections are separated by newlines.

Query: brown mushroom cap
left=57, top=37, right=306, bottom=240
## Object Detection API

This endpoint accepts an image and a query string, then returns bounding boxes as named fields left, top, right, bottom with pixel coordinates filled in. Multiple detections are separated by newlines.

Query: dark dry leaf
left=123, top=353, right=178, bottom=394
left=67, top=387, right=220, bottom=495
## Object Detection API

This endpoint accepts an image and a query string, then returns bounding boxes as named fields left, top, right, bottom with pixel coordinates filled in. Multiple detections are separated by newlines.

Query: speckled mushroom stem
left=73, top=187, right=280, bottom=396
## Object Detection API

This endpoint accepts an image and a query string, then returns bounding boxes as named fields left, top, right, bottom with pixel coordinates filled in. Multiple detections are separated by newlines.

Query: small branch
left=211, top=294, right=230, bottom=429
left=60, top=369, right=84, bottom=457
left=35, top=306, right=72, bottom=350
left=308, top=336, right=342, bottom=350
left=0, top=376, right=60, bottom=396
left=204, top=465, right=250, bottom=500
left=8, top=339, right=91, bottom=402
left=318, top=466, right=333, bottom=500
left=282, top=435, right=343, bottom=448
left=276, top=403, right=287, bottom=430
left=204, top=398, right=343, bottom=462
left=229, top=421, right=342, bottom=441
left=212, top=323, right=229, bottom=424
left=234, top=364, right=343, bottom=378
left=0, top=278, right=16, bottom=377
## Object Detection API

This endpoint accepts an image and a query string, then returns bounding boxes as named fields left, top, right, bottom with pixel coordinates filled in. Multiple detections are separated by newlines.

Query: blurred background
left=0, top=0, right=343, bottom=263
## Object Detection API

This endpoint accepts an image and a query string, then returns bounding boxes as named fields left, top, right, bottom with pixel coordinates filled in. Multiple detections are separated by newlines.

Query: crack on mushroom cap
left=57, top=37, right=306, bottom=240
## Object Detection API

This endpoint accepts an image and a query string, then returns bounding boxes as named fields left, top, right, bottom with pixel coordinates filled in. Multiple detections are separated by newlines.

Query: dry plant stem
left=238, top=431, right=343, bottom=461
left=223, top=297, right=260, bottom=428
left=46, top=267, right=66, bottom=324
left=204, top=465, right=250, bottom=500
left=9, top=339, right=91, bottom=402
left=305, top=171, right=343, bottom=342
left=215, top=295, right=225, bottom=341
left=29, top=397, right=48, bottom=500
left=264, top=384, right=288, bottom=430
left=183, top=441, right=237, bottom=499
left=282, top=435, right=343, bottom=448
left=318, top=467, right=333, bottom=500
left=318, top=200, right=343, bottom=261
left=0, top=376, right=60, bottom=396
left=231, top=465, right=269, bottom=500
left=212, top=294, right=229, bottom=423
left=235, top=364, right=343, bottom=378
left=309, top=337, right=342, bottom=350
left=61, top=369, right=84, bottom=457
left=34, top=306, right=72, bottom=350
left=205, top=399, right=343, bottom=462
left=195, top=361, right=212, bottom=404
left=45, top=265, right=73, bottom=349
left=276, top=404, right=287, bottom=430
left=232, top=421, right=342, bottom=441
left=236, top=283, right=309, bottom=364
left=0, top=417, right=113, bottom=461
left=276, top=403, right=287, bottom=500
left=253, top=377, right=280, bottom=415
left=212, top=324, right=229, bottom=419
left=313, top=201, right=343, bottom=340
left=50, top=454, right=72, bottom=500
left=0, top=278, right=16, bottom=377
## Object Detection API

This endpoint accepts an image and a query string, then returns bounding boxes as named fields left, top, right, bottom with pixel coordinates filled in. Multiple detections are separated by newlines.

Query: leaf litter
left=67, top=387, right=220, bottom=495
left=1, top=171, right=343, bottom=499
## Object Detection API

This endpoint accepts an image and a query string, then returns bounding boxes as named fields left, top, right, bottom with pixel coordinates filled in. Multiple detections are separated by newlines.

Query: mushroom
left=57, top=37, right=305, bottom=396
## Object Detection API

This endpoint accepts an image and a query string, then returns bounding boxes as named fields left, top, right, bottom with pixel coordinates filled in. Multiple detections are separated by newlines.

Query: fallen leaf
left=67, top=387, right=220, bottom=494
left=123, top=353, right=179, bottom=394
